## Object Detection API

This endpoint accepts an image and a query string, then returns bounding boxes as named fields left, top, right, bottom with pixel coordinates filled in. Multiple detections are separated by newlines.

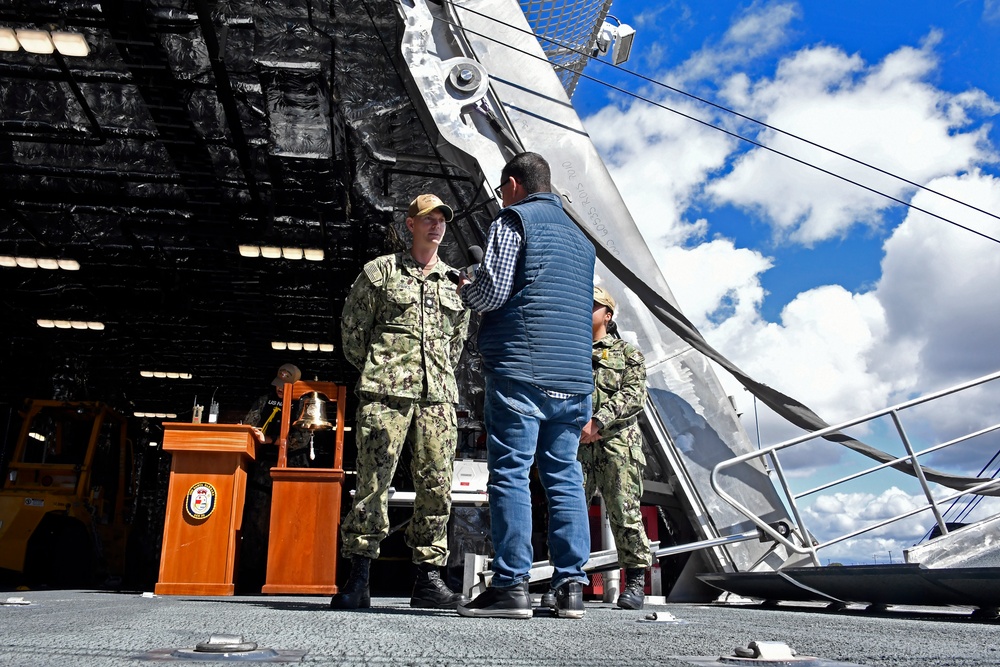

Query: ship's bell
left=292, top=392, right=333, bottom=431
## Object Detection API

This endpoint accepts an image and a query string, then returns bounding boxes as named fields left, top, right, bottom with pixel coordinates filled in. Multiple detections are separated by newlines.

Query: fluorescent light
left=0, top=256, right=16, bottom=267
left=149, top=441, right=159, bottom=447
left=37, top=319, right=55, bottom=328
left=238, top=245, right=259, bottom=258
left=50, top=31, right=89, bottom=57
left=180, top=373, right=192, bottom=379
left=167, top=413, right=177, bottom=419
left=303, top=342, right=318, bottom=351
left=166, top=372, right=180, bottom=379
left=153, top=371, right=166, bottom=378
left=282, top=247, right=303, bottom=260
left=140, top=371, right=154, bottom=378
left=134, top=412, right=147, bottom=418
left=0, top=27, right=18, bottom=51
left=70, top=321, right=87, bottom=329
left=271, top=341, right=287, bottom=350
left=15, top=257, right=37, bottom=268
left=29, top=431, right=45, bottom=441
left=287, top=342, right=303, bottom=351
left=16, top=29, right=53, bottom=54
left=260, top=246, right=281, bottom=258
left=86, top=321, right=104, bottom=330
left=155, top=413, right=167, bottom=419
left=304, top=248, right=324, bottom=261
left=54, top=320, right=71, bottom=329
left=57, top=259, right=80, bottom=270
left=319, top=343, right=334, bottom=352
left=36, top=258, right=59, bottom=270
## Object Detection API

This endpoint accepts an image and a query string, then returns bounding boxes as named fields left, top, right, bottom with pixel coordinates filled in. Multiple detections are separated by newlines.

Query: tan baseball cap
left=407, top=193, right=454, bottom=222
left=272, top=363, right=301, bottom=387
left=593, top=285, right=617, bottom=313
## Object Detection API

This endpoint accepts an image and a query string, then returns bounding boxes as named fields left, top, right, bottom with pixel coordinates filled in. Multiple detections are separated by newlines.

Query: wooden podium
left=261, top=381, right=346, bottom=594
left=154, top=423, right=257, bottom=596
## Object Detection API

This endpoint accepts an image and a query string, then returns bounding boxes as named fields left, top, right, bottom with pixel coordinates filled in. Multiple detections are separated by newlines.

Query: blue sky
left=568, top=1, right=1000, bottom=563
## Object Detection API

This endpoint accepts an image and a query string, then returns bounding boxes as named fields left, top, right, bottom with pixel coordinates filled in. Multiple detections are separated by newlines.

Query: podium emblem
left=184, top=482, right=217, bottom=520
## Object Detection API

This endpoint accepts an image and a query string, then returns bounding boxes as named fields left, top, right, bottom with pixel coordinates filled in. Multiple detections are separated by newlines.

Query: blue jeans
left=484, top=374, right=591, bottom=589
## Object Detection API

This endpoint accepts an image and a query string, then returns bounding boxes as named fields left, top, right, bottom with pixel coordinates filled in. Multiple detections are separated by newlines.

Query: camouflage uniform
left=340, top=252, right=470, bottom=565
left=579, top=334, right=652, bottom=569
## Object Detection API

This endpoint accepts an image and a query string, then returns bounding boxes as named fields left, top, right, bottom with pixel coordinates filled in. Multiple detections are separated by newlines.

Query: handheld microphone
left=447, top=245, right=484, bottom=284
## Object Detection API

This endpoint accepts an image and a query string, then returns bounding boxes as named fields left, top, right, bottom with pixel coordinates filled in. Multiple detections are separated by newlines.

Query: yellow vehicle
left=0, top=400, right=134, bottom=587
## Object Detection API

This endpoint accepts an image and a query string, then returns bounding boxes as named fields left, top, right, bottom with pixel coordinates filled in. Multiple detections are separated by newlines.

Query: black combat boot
left=616, top=567, right=646, bottom=610
left=410, top=563, right=468, bottom=609
left=329, top=557, right=371, bottom=609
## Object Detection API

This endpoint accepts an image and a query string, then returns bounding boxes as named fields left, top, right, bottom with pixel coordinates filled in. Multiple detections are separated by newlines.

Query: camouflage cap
left=408, top=193, right=454, bottom=222
left=593, top=285, right=617, bottom=313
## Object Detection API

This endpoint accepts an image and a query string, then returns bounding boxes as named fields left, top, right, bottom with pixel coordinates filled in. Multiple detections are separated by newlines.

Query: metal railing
left=710, top=370, right=1000, bottom=567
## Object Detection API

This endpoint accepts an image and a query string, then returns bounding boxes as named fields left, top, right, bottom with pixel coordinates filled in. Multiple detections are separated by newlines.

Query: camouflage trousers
left=340, top=395, right=457, bottom=566
left=578, top=425, right=652, bottom=568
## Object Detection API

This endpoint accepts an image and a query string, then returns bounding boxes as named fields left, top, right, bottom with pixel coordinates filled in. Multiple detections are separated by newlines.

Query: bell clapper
left=310, top=433, right=316, bottom=461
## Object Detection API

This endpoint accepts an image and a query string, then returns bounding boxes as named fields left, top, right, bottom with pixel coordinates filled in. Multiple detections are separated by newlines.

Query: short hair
left=501, top=152, right=552, bottom=194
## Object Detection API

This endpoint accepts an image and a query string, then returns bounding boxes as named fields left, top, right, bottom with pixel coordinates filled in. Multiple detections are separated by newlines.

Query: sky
left=570, top=0, right=1000, bottom=564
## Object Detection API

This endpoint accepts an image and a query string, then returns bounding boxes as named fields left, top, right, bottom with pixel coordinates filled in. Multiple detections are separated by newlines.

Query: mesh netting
left=519, top=0, right=613, bottom=96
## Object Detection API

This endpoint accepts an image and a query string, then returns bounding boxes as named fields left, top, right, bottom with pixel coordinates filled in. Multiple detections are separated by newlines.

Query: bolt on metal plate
left=674, top=641, right=867, bottom=667
left=136, top=634, right=306, bottom=662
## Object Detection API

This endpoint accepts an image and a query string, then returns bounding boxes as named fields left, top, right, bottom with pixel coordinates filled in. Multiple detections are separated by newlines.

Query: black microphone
left=447, top=245, right=484, bottom=284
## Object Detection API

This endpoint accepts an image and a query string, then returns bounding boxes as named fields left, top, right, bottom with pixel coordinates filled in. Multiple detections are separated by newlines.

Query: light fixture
left=0, top=28, right=89, bottom=57
left=0, top=255, right=80, bottom=270
left=15, top=29, right=53, bottom=54
left=28, top=431, right=45, bottom=441
left=0, top=27, right=18, bottom=52
left=270, top=340, right=335, bottom=352
left=239, top=244, right=324, bottom=261
left=140, top=370, right=193, bottom=379
left=50, top=31, right=89, bottom=57
left=595, top=17, right=636, bottom=66
left=37, top=318, right=105, bottom=330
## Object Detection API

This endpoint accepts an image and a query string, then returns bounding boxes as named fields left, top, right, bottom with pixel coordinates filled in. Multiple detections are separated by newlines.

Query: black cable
left=439, top=1, right=1000, bottom=244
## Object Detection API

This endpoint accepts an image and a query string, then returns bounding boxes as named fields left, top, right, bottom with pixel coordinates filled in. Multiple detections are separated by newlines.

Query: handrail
left=710, top=369, right=1000, bottom=568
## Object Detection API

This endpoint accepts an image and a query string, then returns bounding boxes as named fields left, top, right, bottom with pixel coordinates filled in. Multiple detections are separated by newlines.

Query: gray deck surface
left=2, top=590, right=998, bottom=666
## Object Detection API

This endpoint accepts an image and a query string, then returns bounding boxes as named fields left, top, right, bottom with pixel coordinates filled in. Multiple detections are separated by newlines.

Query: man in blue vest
left=456, top=152, right=595, bottom=619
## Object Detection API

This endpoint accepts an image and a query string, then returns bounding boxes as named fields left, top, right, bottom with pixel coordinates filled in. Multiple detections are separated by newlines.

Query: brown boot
left=329, top=557, right=371, bottom=609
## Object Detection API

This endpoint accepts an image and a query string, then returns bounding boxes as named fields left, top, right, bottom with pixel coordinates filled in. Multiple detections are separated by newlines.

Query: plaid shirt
left=459, top=209, right=523, bottom=312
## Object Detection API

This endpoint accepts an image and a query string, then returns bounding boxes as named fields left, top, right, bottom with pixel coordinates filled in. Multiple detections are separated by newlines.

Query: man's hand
left=250, top=427, right=273, bottom=444
left=457, top=273, right=471, bottom=294
left=580, top=418, right=602, bottom=443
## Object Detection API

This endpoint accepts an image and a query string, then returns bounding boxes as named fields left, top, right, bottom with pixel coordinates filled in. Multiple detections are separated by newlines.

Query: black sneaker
left=457, top=581, right=532, bottom=619
left=539, top=587, right=556, bottom=610
left=554, top=581, right=584, bottom=619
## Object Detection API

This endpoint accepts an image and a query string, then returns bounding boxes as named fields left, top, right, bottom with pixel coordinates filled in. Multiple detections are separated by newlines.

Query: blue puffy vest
left=478, top=192, right=596, bottom=395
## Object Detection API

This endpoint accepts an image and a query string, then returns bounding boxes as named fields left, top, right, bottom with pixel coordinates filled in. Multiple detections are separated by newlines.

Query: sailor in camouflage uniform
left=580, top=286, right=652, bottom=610
left=331, top=194, right=471, bottom=611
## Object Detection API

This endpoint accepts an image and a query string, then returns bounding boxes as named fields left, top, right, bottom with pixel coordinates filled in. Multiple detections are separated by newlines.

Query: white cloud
left=985, top=0, right=1000, bottom=24
left=800, top=487, right=1000, bottom=564
left=708, top=35, right=999, bottom=245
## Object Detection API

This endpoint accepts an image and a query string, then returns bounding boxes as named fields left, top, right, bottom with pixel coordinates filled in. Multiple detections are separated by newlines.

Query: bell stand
left=261, top=380, right=346, bottom=594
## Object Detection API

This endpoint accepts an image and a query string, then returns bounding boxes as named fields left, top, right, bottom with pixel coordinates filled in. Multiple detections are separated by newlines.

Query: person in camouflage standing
left=580, top=285, right=652, bottom=609
left=330, top=193, right=471, bottom=610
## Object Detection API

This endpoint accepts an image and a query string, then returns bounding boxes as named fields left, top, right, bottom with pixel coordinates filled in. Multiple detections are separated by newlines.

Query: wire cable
left=440, top=1, right=1000, bottom=243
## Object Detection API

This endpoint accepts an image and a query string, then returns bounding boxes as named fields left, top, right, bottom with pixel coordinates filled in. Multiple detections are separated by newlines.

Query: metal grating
left=519, top=0, right=612, bottom=96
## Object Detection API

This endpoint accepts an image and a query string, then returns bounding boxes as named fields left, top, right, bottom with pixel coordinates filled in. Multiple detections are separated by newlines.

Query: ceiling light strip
left=271, top=341, right=336, bottom=351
